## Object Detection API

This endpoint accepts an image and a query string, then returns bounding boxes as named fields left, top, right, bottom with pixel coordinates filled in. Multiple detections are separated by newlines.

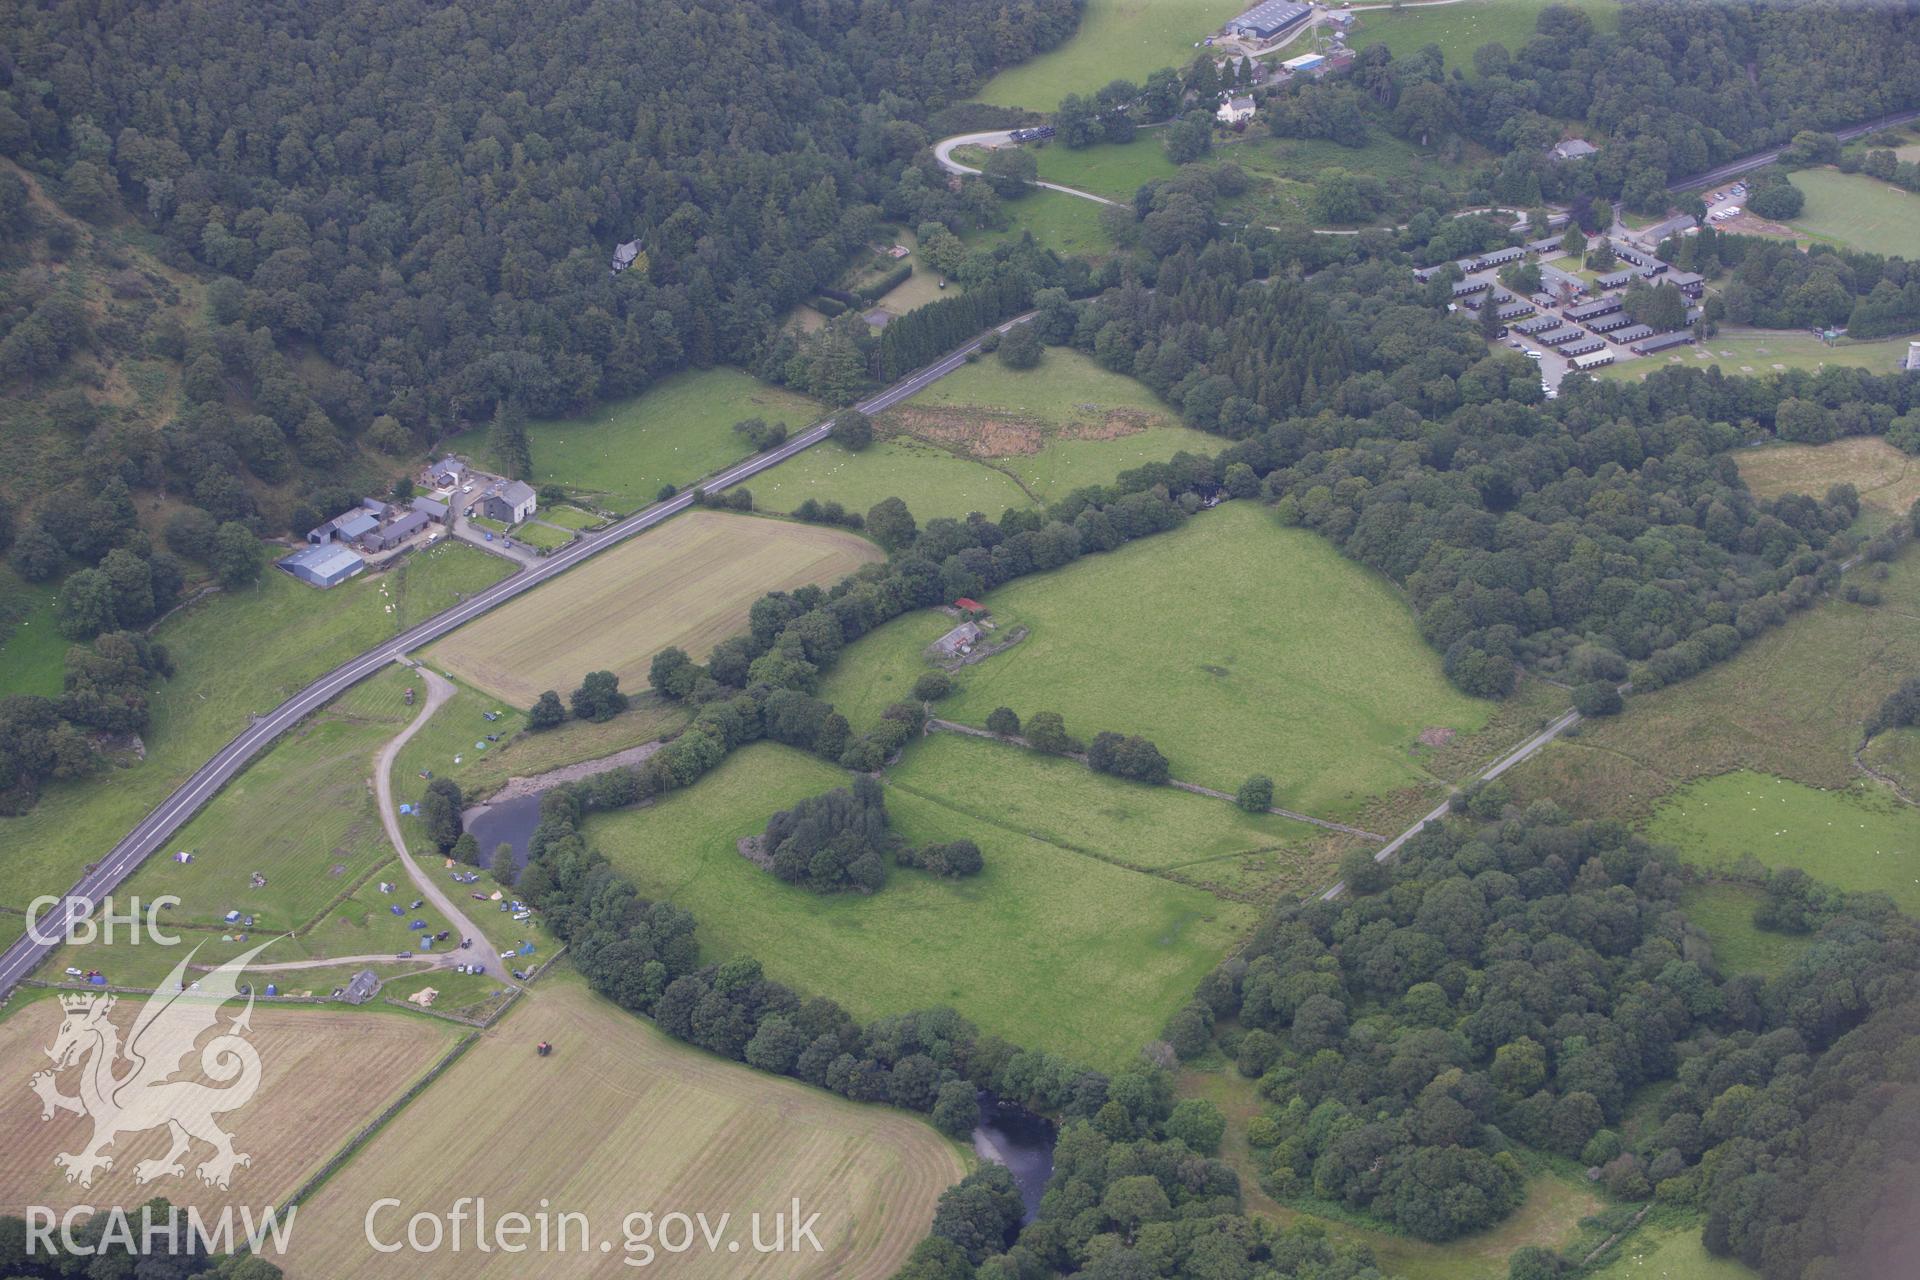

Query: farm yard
left=283, top=971, right=964, bottom=1280
left=1787, top=167, right=1920, bottom=258
left=1735, top=435, right=1920, bottom=532
left=972, top=0, right=1246, bottom=111
left=759, top=350, right=1221, bottom=518
left=0, top=999, right=455, bottom=1216
left=589, top=742, right=1257, bottom=1070
left=0, top=543, right=513, bottom=915
left=441, top=369, right=824, bottom=514
left=427, top=512, right=881, bottom=709
left=1600, top=328, right=1914, bottom=384
left=819, top=501, right=1492, bottom=822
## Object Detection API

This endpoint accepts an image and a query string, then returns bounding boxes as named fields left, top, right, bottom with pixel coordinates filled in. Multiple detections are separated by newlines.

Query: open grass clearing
left=0, top=566, right=64, bottom=698
left=1585, top=1218, right=1755, bottom=1280
left=965, top=188, right=1118, bottom=257
left=513, top=521, right=574, bottom=551
left=760, top=349, right=1219, bottom=519
left=427, top=511, right=881, bottom=709
left=1736, top=435, right=1920, bottom=532
left=1180, top=1064, right=1604, bottom=1280
left=0, top=998, right=455, bottom=1216
left=1029, top=136, right=1180, bottom=197
left=540, top=504, right=605, bottom=531
left=0, top=542, right=513, bottom=911
left=1647, top=770, right=1920, bottom=916
left=589, top=742, right=1255, bottom=1070
left=974, top=0, right=1247, bottom=111
left=820, top=501, right=1491, bottom=821
left=1353, top=0, right=1620, bottom=71
left=285, top=969, right=963, bottom=1280
left=1680, top=882, right=1810, bottom=979
left=1508, top=546, right=1920, bottom=822
left=441, top=369, right=823, bottom=514
left=894, top=732, right=1349, bottom=901
left=1787, top=167, right=1920, bottom=258
left=1600, top=328, right=1914, bottom=384
left=1861, top=726, right=1920, bottom=797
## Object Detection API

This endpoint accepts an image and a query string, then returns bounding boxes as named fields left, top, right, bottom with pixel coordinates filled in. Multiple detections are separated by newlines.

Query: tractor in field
left=536, top=1041, right=552, bottom=1057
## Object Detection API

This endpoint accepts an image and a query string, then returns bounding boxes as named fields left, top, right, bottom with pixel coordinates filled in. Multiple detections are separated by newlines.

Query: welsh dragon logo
left=30, top=940, right=273, bottom=1189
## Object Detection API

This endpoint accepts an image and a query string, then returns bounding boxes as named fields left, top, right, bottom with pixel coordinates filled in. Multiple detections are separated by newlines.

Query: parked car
left=396, top=950, right=412, bottom=959
left=1526, top=350, right=1544, bottom=360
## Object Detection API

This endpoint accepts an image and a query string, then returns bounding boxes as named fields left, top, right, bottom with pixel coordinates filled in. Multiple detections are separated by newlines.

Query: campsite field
left=418, top=693, right=689, bottom=804
left=442, top=369, right=823, bottom=513
left=0, top=999, right=455, bottom=1216
left=427, top=512, right=881, bottom=709
left=973, top=0, right=1246, bottom=111
left=818, top=501, right=1490, bottom=821
left=1735, top=435, right=1920, bottom=531
left=1352, top=0, right=1621, bottom=70
left=589, top=742, right=1256, bottom=1070
left=1601, top=328, right=1914, bottom=384
left=1646, top=771, right=1920, bottom=916
left=285, top=970, right=963, bottom=1280
left=757, top=349, right=1221, bottom=519
left=0, top=542, right=513, bottom=912
left=1787, top=168, right=1920, bottom=258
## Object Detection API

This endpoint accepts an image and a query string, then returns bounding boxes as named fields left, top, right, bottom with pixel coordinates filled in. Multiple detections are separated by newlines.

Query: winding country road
left=0, top=311, right=1040, bottom=1000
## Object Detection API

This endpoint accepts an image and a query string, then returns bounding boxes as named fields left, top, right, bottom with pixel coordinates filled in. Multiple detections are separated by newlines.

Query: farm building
left=339, top=969, right=381, bottom=1005
left=1907, top=341, right=1920, bottom=371
left=362, top=497, right=391, bottom=519
left=1227, top=0, right=1311, bottom=42
left=413, top=496, right=449, bottom=523
left=365, top=508, right=431, bottom=552
left=432, top=457, right=467, bottom=487
left=476, top=480, right=538, bottom=524
left=1549, top=138, right=1598, bottom=161
left=930, top=621, right=983, bottom=658
left=1281, top=52, right=1326, bottom=76
left=280, top=542, right=365, bottom=589
left=308, top=509, right=379, bottom=545
left=1631, top=331, right=1696, bottom=355
left=1216, top=95, right=1256, bottom=125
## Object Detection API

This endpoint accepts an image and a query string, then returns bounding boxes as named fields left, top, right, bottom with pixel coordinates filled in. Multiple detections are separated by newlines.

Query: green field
left=441, top=368, right=823, bottom=513
left=588, top=741, right=1256, bottom=1070
left=512, top=520, right=573, bottom=551
left=0, top=568, right=63, bottom=698
left=539, top=503, right=604, bottom=530
left=974, top=0, right=1247, bottom=111
left=1647, top=770, right=1920, bottom=915
left=1861, top=726, right=1920, bottom=797
left=1586, top=1220, right=1755, bottom=1280
left=1602, top=328, right=1915, bottom=383
left=820, top=501, right=1490, bottom=820
left=1029, top=137, right=1180, bottom=198
left=1353, top=0, right=1620, bottom=71
left=1680, top=882, right=1811, bottom=979
left=1735, top=436, right=1920, bottom=534
left=894, top=732, right=1348, bottom=900
left=0, top=542, right=514, bottom=910
left=1788, top=167, right=1920, bottom=258
left=968, top=187, right=1118, bottom=257
left=758, top=348, right=1222, bottom=519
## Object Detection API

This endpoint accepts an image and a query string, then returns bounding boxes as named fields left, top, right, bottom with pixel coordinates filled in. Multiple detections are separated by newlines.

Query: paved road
left=1667, top=108, right=1920, bottom=193
left=0, top=312, right=1035, bottom=1000
left=373, top=664, right=494, bottom=966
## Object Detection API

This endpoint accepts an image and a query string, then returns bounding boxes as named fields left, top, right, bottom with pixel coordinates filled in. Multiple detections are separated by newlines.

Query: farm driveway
left=375, top=663, right=498, bottom=971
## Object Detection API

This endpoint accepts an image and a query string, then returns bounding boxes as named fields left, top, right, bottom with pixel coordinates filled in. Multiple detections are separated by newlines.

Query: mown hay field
left=285, top=971, right=962, bottom=1280
left=973, top=0, right=1245, bottom=111
left=0, top=998, right=454, bottom=1216
left=588, top=742, right=1257, bottom=1071
left=819, top=501, right=1490, bottom=821
left=427, top=512, right=881, bottom=708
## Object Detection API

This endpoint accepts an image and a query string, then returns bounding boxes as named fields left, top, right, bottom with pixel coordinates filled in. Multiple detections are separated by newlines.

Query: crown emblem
left=59, top=993, right=101, bottom=1012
